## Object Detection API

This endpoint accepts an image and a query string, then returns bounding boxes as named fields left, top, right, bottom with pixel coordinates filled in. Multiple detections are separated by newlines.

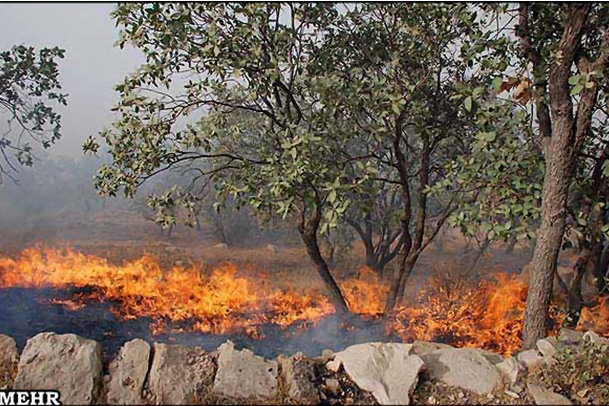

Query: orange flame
left=0, top=246, right=606, bottom=355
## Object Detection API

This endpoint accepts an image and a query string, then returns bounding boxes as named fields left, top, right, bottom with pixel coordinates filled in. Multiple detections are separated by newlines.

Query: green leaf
left=492, top=77, right=503, bottom=92
left=464, top=96, right=473, bottom=112
left=571, top=84, right=583, bottom=95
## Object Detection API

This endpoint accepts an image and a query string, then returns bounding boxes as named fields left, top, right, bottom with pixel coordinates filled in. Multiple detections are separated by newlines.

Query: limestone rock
left=536, top=337, right=558, bottom=358
left=527, top=383, right=571, bottom=405
left=13, top=332, right=103, bottom=405
left=278, top=353, right=319, bottom=404
left=325, top=342, right=423, bottom=405
left=422, top=347, right=501, bottom=395
left=583, top=330, right=609, bottom=346
left=0, top=335, right=18, bottom=388
left=106, top=339, right=150, bottom=405
left=517, top=348, right=543, bottom=370
left=213, top=340, right=278, bottom=402
left=411, top=340, right=452, bottom=356
left=324, top=378, right=340, bottom=393
left=496, top=357, right=522, bottom=387
left=558, top=328, right=583, bottom=343
left=473, top=348, right=504, bottom=365
left=213, top=243, right=228, bottom=250
left=147, top=343, right=215, bottom=405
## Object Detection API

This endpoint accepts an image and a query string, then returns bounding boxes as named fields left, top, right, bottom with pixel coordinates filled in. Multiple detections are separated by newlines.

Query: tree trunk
left=505, top=234, right=518, bottom=255
left=565, top=246, right=594, bottom=327
left=522, top=140, right=573, bottom=347
left=299, top=208, right=350, bottom=315
left=521, top=4, right=590, bottom=349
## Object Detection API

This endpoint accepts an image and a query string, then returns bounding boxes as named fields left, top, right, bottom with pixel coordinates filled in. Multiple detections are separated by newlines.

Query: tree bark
left=521, top=4, right=591, bottom=349
left=298, top=205, right=350, bottom=315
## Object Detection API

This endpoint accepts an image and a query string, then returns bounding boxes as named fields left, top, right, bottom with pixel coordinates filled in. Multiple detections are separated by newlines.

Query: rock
left=0, top=335, right=18, bottom=388
left=496, top=357, right=522, bottom=387
left=13, top=332, right=103, bottom=405
left=213, top=340, right=278, bottom=402
left=325, top=378, right=340, bottom=393
left=325, top=342, right=423, bottom=405
left=147, top=343, right=215, bottom=405
left=106, top=339, right=150, bottom=405
left=504, top=390, right=519, bottom=399
left=320, top=349, right=335, bottom=360
left=266, top=244, right=278, bottom=254
left=421, top=347, right=501, bottom=395
left=527, top=383, right=571, bottom=405
left=536, top=338, right=557, bottom=358
left=411, top=340, right=452, bottom=356
left=558, top=328, right=583, bottom=343
left=583, top=330, right=609, bottom=345
left=213, top=243, right=228, bottom=250
left=473, top=348, right=504, bottom=365
left=278, top=353, right=319, bottom=404
left=516, top=349, right=543, bottom=370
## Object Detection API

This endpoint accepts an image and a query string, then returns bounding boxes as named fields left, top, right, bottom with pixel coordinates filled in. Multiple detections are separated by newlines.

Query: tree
left=345, top=183, right=403, bottom=276
left=516, top=3, right=609, bottom=348
left=312, top=3, right=483, bottom=317
left=0, top=45, right=67, bottom=183
left=84, top=3, right=382, bottom=315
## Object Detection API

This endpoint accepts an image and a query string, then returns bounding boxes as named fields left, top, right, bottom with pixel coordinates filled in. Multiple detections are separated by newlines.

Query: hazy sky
left=0, top=3, right=144, bottom=157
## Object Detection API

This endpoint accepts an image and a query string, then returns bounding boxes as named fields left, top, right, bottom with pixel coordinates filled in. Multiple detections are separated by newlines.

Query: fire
left=0, top=246, right=606, bottom=356
left=393, top=272, right=529, bottom=355
left=0, top=246, right=333, bottom=336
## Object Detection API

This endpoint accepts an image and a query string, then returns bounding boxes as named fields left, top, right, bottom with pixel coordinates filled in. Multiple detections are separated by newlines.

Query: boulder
left=105, top=339, right=150, bottom=405
left=325, top=342, right=423, bottom=405
left=495, top=357, right=523, bottom=387
left=516, top=348, right=543, bottom=370
left=213, top=243, right=228, bottom=250
left=536, top=337, right=558, bottom=358
left=527, top=383, right=571, bottom=405
left=421, top=347, right=501, bottom=395
left=13, top=332, right=103, bottom=405
left=213, top=340, right=278, bottom=403
left=147, top=343, right=215, bottom=405
left=278, top=353, right=319, bottom=404
left=0, top=335, right=18, bottom=389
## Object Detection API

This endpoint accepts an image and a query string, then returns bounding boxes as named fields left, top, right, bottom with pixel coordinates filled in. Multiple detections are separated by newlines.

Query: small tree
left=312, top=3, right=484, bottom=316
left=84, top=3, right=382, bottom=315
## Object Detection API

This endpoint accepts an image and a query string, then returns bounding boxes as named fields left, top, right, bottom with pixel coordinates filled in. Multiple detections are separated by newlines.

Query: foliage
left=83, top=3, right=373, bottom=236
left=530, top=338, right=609, bottom=404
left=0, top=45, right=67, bottom=182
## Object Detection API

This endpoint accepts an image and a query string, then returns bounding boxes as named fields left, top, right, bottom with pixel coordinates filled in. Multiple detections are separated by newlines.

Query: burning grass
left=0, top=245, right=606, bottom=356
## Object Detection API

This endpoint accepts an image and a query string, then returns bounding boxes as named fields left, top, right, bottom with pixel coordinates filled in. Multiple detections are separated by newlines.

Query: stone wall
left=0, top=329, right=606, bottom=405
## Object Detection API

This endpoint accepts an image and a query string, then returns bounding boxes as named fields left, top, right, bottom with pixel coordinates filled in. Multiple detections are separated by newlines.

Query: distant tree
left=345, top=183, right=403, bottom=276
left=0, top=45, right=67, bottom=183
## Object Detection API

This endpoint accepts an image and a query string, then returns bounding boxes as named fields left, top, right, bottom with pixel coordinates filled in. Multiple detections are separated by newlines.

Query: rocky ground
left=0, top=328, right=607, bottom=405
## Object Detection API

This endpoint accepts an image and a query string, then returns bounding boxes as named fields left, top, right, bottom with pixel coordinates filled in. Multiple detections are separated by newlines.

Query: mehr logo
left=0, top=391, right=61, bottom=406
